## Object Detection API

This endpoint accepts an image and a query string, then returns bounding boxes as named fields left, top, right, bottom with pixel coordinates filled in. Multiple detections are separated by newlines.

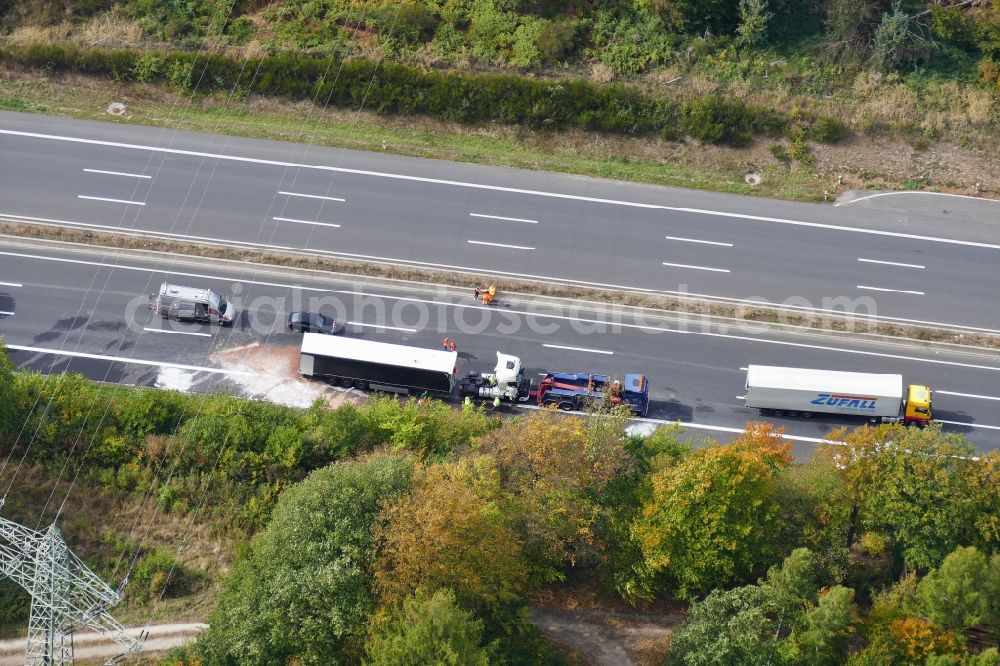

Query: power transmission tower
left=0, top=499, right=143, bottom=665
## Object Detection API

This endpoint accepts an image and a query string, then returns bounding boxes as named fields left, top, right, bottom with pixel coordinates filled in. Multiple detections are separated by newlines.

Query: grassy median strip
left=4, top=220, right=998, bottom=352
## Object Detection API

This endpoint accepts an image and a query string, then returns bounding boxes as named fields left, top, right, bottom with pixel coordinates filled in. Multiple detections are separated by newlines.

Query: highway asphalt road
left=1, top=112, right=999, bottom=334
left=2, top=240, right=999, bottom=457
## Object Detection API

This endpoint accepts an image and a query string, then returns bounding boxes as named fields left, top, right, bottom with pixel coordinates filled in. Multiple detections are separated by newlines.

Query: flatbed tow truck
left=534, top=372, right=650, bottom=416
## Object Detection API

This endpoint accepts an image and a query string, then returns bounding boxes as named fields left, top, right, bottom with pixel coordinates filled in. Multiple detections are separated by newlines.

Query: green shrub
left=164, top=57, right=194, bottom=91
left=469, top=0, right=519, bottom=61
left=0, top=341, right=17, bottom=441
left=808, top=116, right=847, bottom=143
left=430, top=23, right=467, bottom=62
left=129, top=549, right=192, bottom=603
left=681, top=95, right=756, bottom=147
left=130, top=52, right=164, bottom=82
left=369, top=4, right=439, bottom=44
left=770, top=142, right=791, bottom=162
left=979, top=14, right=1000, bottom=58
left=930, top=5, right=977, bottom=49
left=511, top=16, right=547, bottom=68
left=225, top=15, right=256, bottom=44
left=786, top=127, right=813, bottom=164
left=536, top=16, right=577, bottom=62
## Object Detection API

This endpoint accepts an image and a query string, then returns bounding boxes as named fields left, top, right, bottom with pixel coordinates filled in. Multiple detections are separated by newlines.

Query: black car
left=287, top=311, right=338, bottom=334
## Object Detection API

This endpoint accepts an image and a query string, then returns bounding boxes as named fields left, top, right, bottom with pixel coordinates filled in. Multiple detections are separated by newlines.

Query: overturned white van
left=148, top=282, right=236, bottom=325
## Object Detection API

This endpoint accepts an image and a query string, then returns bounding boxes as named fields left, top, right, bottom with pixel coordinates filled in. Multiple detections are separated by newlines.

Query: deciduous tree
left=374, top=462, right=528, bottom=612
left=197, top=455, right=414, bottom=666
left=665, top=583, right=783, bottom=665
left=471, top=410, right=632, bottom=583
left=917, top=546, right=993, bottom=633
left=632, top=427, right=790, bottom=598
left=363, top=588, right=495, bottom=666
left=829, top=424, right=987, bottom=571
left=786, top=585, right=858, bottom=665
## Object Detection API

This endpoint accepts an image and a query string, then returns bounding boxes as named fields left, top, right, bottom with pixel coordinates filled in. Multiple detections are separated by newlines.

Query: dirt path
left=0, top=623, right=207, bottom=665
left=530, top=608, right=679, bottom=666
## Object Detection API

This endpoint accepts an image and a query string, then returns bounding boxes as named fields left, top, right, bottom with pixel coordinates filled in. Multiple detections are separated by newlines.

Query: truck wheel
left=559, top=402, right=574, bottom=411
left=542, top=399, right=558, bottom=408
left=773, top=410, right=785, bottom=417
left=802, top=411, right=813, bottom=419
left=340, top=378, right=353, bottom=389
left=354, top=380, right=368, bottom=390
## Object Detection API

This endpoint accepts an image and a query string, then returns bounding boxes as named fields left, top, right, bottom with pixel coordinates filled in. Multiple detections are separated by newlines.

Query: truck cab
left=458, top=352, right=531, bottom=402
left=904, top=384, right=933, bottom=425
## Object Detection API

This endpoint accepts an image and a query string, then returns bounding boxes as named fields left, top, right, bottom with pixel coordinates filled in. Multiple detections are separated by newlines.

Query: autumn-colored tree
left=631, top=429, right=790, bottom=598
left=886, top=617, right=962, bottom=664
left=471, top=410, right=633, bottom=583
left=730, top=420, right=794, bottom=470
left=374, top=462, right=528, bottom=612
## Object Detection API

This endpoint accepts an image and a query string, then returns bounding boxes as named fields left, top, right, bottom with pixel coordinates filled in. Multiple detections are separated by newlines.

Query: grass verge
left=0, top=65, right=838, bottom=202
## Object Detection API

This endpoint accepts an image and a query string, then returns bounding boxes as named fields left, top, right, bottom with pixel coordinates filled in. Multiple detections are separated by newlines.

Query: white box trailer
left=299, top=333, right=458, bottom=395
left=745, top=365, right=905, bottom=421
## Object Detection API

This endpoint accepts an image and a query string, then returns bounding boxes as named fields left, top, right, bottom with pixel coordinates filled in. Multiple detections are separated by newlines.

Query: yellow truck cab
left=904, top=384, right=933, bottom=425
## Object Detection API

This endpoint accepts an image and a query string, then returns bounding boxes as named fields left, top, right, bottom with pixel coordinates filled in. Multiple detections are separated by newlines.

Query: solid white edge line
left=344, top=321, right=418, bottom=333
left=0, top=249, right=331, bottom=292
left=937, top=419, right=1000, bottom=432
left=858, top=258, right=926, bottom=269
left=469, top=213, right=538, bottom=224
left=467, top=240, right=535, bottom=250
left=839, top=191, right=1000, bottom=206
left=662, top=261, right=731, bottom=273
left=6, top=128, right=1000, bottom=250
left=83, top=168, right=151, bottom=179
left=278, top=191, right=346, bottom=202
left=5, top=344, right=252, bottom=376
left=524, top=405, right=999, bottom=439
left=936, top=390, right=1000, bottom=402
left=664, top=235, right=734, bottom=247
left=0, top=282, right=22, bottom=287
left=142, top=327, right=212, bottom=338
left=518, top=405, right=842, bottom=445
left=0, top=212, right=297, bottom=251
left=273, top=217, right=342, bottom=229
left=0, top=311, right=13, bottom=316
left=857, top=285, right=926, bottom=295
left=542, top=343, right=614, bottom=355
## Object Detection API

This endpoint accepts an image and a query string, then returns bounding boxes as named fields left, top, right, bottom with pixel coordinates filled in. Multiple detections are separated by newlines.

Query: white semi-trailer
left=299, top=333, right=458, bottom=395
left=744, top=365, right=932, bottom=425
